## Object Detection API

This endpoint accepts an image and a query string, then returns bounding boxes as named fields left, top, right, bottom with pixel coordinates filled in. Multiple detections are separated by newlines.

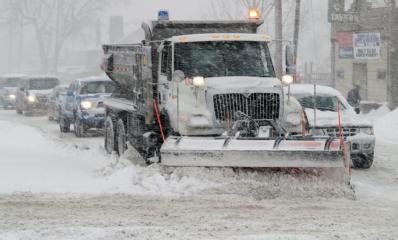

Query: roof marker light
left=158, top=10, right=169, bottom=21
left=248, top=8, right=260, bottom=20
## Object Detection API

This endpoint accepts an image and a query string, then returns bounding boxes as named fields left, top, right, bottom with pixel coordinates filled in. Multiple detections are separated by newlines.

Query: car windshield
left=29, top=78, right=59, bottom=90
left=0, top=78, right=20, bottom=88
left=79, top=81, right=115, bottom=95
left=174, top=41, right=275, bottom=78
left=294, top=95, right=347, bottom=112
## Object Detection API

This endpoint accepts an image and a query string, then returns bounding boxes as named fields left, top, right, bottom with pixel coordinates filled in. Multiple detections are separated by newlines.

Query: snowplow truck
left=101, top=18, right=350, bottom=173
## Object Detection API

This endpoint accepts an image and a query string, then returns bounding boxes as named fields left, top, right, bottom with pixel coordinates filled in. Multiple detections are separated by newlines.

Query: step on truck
left=101, top=10, right=350, bottom=177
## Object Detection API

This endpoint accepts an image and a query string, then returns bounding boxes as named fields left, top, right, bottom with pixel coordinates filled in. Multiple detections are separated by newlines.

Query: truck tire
left=116, top=118, right=127, bottom=156
left=74, top=118, right=85, bottom=138
left=16, top=108, right=22, bottom=114
left=104, top=116, right=116, bottom=154
left=59, top=116, right=70, bottom=133
left=352, top=154, right=374, bottom=169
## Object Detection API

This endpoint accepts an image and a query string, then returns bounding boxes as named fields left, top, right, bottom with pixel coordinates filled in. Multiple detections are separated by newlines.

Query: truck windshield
left=294, top=95, right=347, bottom=112
left=0, top=78, right=20, bottom=88
left=174, top=41, right=275, bottom=78
left=29, top=79, right=59, bottom=90
left=79, top=81, right=115, bottom=95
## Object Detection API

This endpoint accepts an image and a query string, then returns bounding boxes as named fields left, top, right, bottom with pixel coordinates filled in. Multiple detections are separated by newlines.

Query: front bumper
left=347, top=133, right=375, bottom=159
left=78, top=109, right=106, bottom=128
left=25, top=101, right=48, bottom=113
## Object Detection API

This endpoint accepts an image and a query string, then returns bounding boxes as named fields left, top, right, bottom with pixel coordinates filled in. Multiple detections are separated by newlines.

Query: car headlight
left=359, top=127, right=374, bottom=135
left=27, top=95, right=36, bottom=102
left=192, top=76, right=205, bottom=87
left=8, top=94, right=16, bottom=100
left=282, top=75, right=294, bottom=85
left=80, top=101, right=93, bottom=110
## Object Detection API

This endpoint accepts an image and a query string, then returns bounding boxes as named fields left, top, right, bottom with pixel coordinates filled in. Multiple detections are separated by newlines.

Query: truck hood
left=305, top=108, right=372, bottom=128
left=78, top=93, right=112, bottom=102
left=29, top=89, right=53, bottom=97
left=205, top=76, right=281, bottom=90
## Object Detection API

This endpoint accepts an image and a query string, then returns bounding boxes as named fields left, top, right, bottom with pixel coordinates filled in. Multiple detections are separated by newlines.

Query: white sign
left=354, top=33, right=381, bottom=60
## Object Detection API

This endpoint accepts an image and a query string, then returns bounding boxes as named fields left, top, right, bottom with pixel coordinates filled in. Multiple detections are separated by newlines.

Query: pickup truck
left=59, top=76, right=116, bottom=137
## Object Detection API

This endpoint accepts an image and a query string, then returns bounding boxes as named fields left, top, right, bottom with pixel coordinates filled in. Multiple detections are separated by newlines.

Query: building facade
left=329, top=0, right=398, bottom=108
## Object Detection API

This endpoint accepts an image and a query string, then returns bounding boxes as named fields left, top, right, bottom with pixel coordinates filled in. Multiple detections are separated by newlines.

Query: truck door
left=65, top=82, right=77, bottom=117
left=158, top=42, right=172, bottom=107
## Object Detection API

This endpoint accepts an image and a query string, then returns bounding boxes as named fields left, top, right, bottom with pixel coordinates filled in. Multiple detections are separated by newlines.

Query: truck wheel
left=352, top=154, right=374, bottom=169
left=104, top=116, right=116, bottom=154
left=16, top=108, right=22, bottom=114
left=59, top=116, right=70, bottom=133
left=117, top=118, right=127, bottom=155
left=74, top=118, right=85, bottom=137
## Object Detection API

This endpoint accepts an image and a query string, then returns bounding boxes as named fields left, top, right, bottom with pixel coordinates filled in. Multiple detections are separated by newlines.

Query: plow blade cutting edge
left=161, top=137, right=351, bottom=171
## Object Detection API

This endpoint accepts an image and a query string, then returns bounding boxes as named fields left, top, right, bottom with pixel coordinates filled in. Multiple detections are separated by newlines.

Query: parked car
left=288, top=84, right=376, bottom=169
left=0, top=74, right=26, bottom=109
left=16, top=76, right=60, bottom=116
left=47, top=85, right=69, bottom=121
left=59, top=76, right=116, bottom=137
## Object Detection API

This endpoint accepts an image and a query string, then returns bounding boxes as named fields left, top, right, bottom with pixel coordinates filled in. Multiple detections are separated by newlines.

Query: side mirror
left=173, top=70, right=185, bottom=82
left=285, top=45, right=295, bottom=75
left=67, top=90, right=74, bottom=97
left=355, top=107, right=361, bottom=114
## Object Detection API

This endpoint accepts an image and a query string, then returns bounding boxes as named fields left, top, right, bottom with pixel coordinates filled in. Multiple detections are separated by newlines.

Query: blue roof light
left=158, top=10, right=169, bottom=21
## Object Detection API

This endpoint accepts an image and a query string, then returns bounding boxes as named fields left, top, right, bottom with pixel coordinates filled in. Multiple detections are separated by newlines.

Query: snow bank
left=0, top=120, right=212, bottom=195
left=374, top=108, right=398, bottom=143
left=0, top=117, right=354, bottom=199
left=362, top=104, right=391, bottom=123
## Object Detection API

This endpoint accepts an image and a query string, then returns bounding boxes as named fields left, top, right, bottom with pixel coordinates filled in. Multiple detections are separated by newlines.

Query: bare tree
left=2, top=0, right=112, bottom=73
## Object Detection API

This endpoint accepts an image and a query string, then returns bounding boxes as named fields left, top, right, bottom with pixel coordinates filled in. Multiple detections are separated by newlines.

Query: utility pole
left=275, top=0, right=283, bottom=79
left=293, top=0, right=301, bottom=82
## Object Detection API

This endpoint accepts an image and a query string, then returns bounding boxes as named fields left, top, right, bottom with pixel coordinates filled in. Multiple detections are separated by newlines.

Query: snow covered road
left=0, top=110, right=397, bottom=239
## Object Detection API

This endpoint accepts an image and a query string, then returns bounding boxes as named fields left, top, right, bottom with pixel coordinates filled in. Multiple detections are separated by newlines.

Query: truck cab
left=0, top=74, right=26, bottom=109
left=156, top=33, right=299, bottom=136
left=15, top=76, right=59, bottom=116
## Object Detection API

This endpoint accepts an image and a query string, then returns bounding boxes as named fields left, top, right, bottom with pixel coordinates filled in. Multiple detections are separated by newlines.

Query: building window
left=337, top=70, right=345, bottom=80
left=377, top=70, right=386, bottom=80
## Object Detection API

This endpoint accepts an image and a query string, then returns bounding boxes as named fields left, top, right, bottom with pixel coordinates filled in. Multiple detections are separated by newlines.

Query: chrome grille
left=36, top=96, right=49, bottom=104
left=324, top=127, right=359, bottom=138
left=213, top=93, right=280, bottom=122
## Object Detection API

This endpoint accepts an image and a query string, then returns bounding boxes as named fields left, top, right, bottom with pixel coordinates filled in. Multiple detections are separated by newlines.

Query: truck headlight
left=9, top=94, right=16, bottom=100
left=192, top=76, right=205, bottom=87
left=282, top=75, right=294, bottom=85
left=359, top=127, right=374, bottom=135
left=28, top=95, right=36, bottom=102
left=80, top=101, right=93, bottom=110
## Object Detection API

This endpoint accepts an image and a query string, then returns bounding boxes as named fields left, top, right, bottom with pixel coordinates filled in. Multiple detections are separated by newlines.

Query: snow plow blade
left=161, top=137, right=350, bottom=169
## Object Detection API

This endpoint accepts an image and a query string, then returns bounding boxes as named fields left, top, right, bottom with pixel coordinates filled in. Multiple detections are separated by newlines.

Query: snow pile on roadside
left=0, top=120, right=214, bottom=195
left=362, top=104, right=391, bottom=123
left=374, top=107, right=398, bottom=143
left=0, top=119, right=354, bottom=199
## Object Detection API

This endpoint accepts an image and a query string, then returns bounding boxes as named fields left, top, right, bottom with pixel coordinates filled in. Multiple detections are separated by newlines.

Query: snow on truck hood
left=305, top=108, right=372, bottom=128
left=29, top=89, right=53, bottom=96
left=78, top=93, right=112, bottom=102
left=205, top=76, right=281, bottom=90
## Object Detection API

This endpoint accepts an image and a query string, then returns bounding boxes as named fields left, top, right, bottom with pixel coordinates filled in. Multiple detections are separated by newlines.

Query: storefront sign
left=353, top=32, right=381, bottom=59
left=337, top=32, right=354, bottom=59
left=328, top=0, right=359, bottom=23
